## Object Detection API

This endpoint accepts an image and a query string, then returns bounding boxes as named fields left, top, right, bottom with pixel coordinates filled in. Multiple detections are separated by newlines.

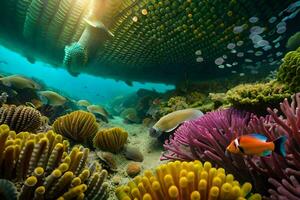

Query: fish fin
left=248, top=133, right=267, bottom=142
left=260, top=150, right=272, bottom=156
left=165, top=124, right=180, bottom=133
left=273, top=136, right=287, bottom=157
left=238, top=145, right=245, bottom=154
left=38, top=93, right=48, bottom=105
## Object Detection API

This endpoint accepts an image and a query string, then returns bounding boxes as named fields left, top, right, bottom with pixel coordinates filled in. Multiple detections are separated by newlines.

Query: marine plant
left=162, top=93, right=300, bottom=198
left=225, top=80, right=291, bottom=114
left=0, top=124, right=109, bottom=199
left=0, top=104, right=42, bottom=132
left=93, top=127, right=128, bottom=153
left=277, top=46, right=300, bottom=93
left=53, top=110, right=99, bottom=143
left=115, top=160, right=261, bottom=200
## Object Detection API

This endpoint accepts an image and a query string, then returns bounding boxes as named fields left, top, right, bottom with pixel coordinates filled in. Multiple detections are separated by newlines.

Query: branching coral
left=53, top=110, right=99, bottom=143
left=225, top=80, right=291, bottom=114
left=93, top=127, right=128, bottom=153
left=0, top=124, right=108, bottom=199
left=116, top=160, right=261, bottom=200
left=277, top=47, right=300, bottom=93
left=0, top=104, right=42, bottom=132
left=162, top=93, right=300, bottom=198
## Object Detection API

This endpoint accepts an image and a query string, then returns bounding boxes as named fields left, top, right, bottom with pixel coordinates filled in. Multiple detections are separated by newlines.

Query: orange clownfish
left=226, top=133, right=287, bottom=157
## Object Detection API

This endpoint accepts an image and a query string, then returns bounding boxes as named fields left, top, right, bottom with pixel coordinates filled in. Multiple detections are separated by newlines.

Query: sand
left=94, top=116, right=166, bottom=199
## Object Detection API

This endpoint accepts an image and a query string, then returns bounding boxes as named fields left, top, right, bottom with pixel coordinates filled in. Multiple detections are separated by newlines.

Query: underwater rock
left=150, top=108, right=203, bottom=138
left=38, top=90, right=67, bottom=106
left=93, top=127, right=128, bottom=153
left=125, top=162, right=141, bottom=178
left=0, top=75, right=41, bottom=90
left=96, top=151, right=118, bottom=172
left=0, top=104, right=42, bottom=132
left=53, top=110, right=99, bottom=143
left=116, top=160, right=261, bottom=200
left=124, top=145, right=144, bottom=162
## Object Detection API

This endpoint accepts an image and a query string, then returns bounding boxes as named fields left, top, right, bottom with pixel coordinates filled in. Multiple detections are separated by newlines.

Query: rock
left=126, top=162, right=141, bottom=177
left=124, top=145, right=144, bottom=162
left=96, top=151, right=118, bottom=172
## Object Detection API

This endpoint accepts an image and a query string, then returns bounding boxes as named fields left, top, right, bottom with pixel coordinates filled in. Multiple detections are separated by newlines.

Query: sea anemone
left=53, top=110, right=99, bottom=143
left=162, top=93, right=300, bottom=198
left=116, top=160, right=261, bottom=200
left=93, top=127, right=128, bottom=153
left=0, top=104, right=42, bottom=132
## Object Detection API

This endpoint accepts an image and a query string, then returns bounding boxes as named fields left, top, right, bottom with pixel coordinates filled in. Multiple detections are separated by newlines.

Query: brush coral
left=0, top=124, right=108, bottom=199
left=116, top=160, right=261, bottom=200
left=0, top=104, right=42, bottom=132
left=93, top=127, right=128, bottom=153
left=53, top=110, right=99, bottom=143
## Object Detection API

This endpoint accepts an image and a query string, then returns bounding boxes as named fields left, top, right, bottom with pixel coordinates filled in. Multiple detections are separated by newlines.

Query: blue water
left=0, top=45, right=174, bottom=105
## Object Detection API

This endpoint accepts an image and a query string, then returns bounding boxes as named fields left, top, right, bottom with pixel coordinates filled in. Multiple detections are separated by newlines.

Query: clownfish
left=226, top=134, right=287, bottom=157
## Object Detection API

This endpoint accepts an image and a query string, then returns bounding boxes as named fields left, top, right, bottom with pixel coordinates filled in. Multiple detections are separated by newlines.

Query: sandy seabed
left=90, top=116, right=165, bottom=199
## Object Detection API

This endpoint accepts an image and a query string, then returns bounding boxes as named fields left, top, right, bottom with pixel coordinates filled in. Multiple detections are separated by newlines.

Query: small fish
left=226, top=134, right=287, bottom=157
left=150, top=108, right=203, bottom=138
left=39, top=91, right=67, bottom=106
left=87, top=104, right=109, bottom=122
left=77, top=99, right=91, bottom=107
left=0, top=75, right=41, bottom=90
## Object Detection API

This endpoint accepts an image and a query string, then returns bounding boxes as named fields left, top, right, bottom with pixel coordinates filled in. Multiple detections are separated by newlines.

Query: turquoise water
left=0, top=45, right=174, bottom=105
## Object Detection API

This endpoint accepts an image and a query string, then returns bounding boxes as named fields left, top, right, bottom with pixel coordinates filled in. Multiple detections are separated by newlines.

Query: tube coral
left=116, top=160, right=261, bottom=200
left=0, top=124, right=108, bottom=199
left=93, top=127, right=128, bottom=153
left=0, top=104, right=42, bottom=132
left=53, top=110, right=99, bottom=143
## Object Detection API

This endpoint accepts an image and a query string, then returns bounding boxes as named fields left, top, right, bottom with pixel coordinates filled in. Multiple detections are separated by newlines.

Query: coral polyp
left=116, top=160, right=261, bottom=200
left=0, top=124, right=108, bottom=199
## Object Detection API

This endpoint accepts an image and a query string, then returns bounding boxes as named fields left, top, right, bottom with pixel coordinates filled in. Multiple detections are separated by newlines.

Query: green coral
left=277, top=47, right=300, bottom=93
left=226, top=80, right=291, bottom=113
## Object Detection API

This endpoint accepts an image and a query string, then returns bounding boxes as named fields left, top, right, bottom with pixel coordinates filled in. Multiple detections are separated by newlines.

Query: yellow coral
left=0, top=104, right=42, bottom=133
left=93, top=127, right=128, bottom=153
left=116, top=160, right=261, bottom=200
left=53, top=110, right=99, bottom=142
left=0, top=124, right=108, bottom=200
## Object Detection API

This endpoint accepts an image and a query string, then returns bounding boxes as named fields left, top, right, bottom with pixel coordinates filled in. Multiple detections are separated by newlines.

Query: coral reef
left=225, top=80, right=291, bottom=114
left=93, top=127, right=128, bottom=153
left=63, top=43, right=88, bottom=76
left=277, top=47, right=300, bottom=93
left=162, top=93, right=300, bottom=198
left=0, top=179, right=18, bottom=200
left=116, top=160, right=261, bottom=200
left=0, top=124, right=108, bottom=199
left=0, top=104, right=42, bottom=132
left=53, top=110, right=99, bottom=143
